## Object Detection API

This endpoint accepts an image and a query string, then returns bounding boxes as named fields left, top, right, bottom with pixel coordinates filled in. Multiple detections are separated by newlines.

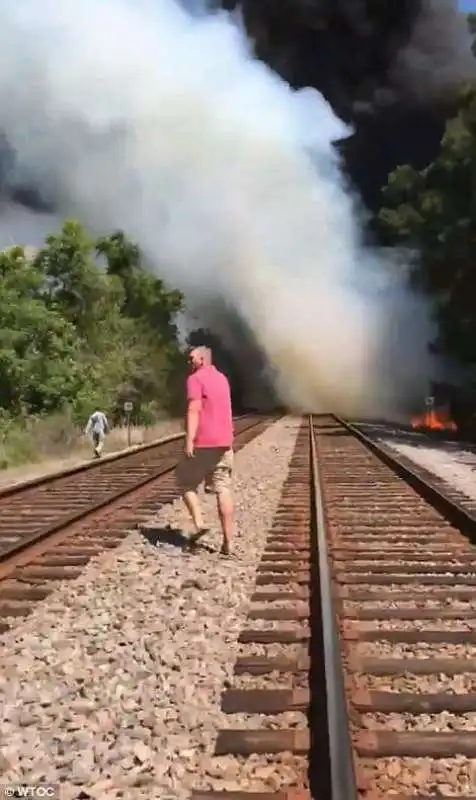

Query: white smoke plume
left=0, top=0, right=436, bottom=416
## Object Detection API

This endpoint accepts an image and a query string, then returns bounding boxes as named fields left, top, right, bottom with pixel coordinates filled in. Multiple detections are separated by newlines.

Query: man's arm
left=85, top=416, right=92, bottom=436
left=186, top=375, right=202, bottom=454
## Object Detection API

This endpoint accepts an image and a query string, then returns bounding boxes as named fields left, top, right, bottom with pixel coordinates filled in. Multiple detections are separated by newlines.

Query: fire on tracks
left=0, top=415, right=274, bottom=634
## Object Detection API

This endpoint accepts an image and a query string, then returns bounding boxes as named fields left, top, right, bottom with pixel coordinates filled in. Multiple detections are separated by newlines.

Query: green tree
left=0, top=246, right=82, bottom=414
left=96, top=231, right=184, bottom=336
left=0, top=218, right=186, bottom=434
left=379, top=83, right=476, bottom=363
left=35, top=220, right=125, bottom=340
left=96, top=231, right=186, bottom=415
left=32, top=221, right=141, bottom=418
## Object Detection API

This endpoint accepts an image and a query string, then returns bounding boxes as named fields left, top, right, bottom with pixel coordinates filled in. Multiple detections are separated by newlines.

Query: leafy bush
left=0, top=221, right=186, bottom=468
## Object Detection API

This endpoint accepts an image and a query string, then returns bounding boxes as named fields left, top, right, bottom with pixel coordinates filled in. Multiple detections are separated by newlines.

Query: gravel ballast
left=0, top=417, right=302, bottom=799
left=382, top=438, right=476, bottom=502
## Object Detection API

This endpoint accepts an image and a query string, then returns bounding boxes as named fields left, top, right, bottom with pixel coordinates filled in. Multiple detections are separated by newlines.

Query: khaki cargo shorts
left=176, top=447, right=233, bottom=495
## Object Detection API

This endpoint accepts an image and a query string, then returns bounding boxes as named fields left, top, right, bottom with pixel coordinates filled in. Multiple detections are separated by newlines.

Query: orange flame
left=411, top=404, right=457, bottom=432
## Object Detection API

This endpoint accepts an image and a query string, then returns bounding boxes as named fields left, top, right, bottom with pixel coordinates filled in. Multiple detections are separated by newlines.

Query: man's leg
left=210, top=449, right=234, bottom=554
left=96, top=433, right=105, bottom=456
left=216, top=488, right=234, bottom=554
left=176, top=453, right=209, bottom=541
left=182, top=489, right=205, bottom=534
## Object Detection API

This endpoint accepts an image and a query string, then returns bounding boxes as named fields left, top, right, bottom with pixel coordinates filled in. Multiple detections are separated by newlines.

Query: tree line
left=376, top=13, right=476, bottom=375
left=0, top=220, right=186, bottom=431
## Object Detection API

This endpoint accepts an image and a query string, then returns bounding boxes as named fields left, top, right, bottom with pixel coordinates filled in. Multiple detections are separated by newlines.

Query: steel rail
left=0, top=415, right=274, bottom=566
left=0, top=432, right=184, bottom=499
left=309, top=414, right=358, bottom=800
left=0, top=413, right=254, bottom=500
left=334, top=414, right=476, bottom=539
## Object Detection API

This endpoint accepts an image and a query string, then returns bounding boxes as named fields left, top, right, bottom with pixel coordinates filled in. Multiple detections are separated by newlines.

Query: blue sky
left=460, top=0, right=476, bottom=11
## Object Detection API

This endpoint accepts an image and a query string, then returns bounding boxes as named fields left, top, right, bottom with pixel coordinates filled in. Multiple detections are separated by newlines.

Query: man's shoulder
left=186, top=371, right=202, bottom=398
left=187, top=372, right=200, bottom=387
left=188, top=366, right=230, bottom=390
left=210, top=366, right=230, bottom=385
left=195, top=366, right=221, bottom=383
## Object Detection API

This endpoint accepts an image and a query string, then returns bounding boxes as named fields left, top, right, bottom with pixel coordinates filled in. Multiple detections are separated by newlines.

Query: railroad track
left=323, top=415, right=476, bottom=798
left=0, top=414, right=274, bottom=635
left=192, top=414, right=476, bottom=799
left=353, top=417, right=476, bottom=520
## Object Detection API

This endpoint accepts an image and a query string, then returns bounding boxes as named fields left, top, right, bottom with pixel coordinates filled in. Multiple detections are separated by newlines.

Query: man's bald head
left=189, top=346, right=212, bottom=371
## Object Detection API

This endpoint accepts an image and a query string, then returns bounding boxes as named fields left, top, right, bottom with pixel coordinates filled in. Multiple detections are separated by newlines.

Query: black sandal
left=189, top=528, right=210, bottom=548
left=219, top=545, right=235, bottom=559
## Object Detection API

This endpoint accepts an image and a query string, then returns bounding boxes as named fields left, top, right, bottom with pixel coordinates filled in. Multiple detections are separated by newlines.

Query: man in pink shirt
left=176, top=346, right=234, bottom=556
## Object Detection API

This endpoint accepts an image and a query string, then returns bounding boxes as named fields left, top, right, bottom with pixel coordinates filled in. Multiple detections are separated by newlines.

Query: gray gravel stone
left=383, top=438, right=476, bottom=502
left=0, top=417, right=301, bottom=798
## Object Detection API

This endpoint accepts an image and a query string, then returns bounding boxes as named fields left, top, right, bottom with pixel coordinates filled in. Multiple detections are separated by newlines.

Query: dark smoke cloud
left=220, top=0, right=475, bottom=206
left=222, top=0, right=474, bottom=114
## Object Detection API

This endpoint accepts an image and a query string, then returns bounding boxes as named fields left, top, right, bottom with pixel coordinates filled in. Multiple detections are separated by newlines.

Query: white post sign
left=124, top=401, right=133, bottom=446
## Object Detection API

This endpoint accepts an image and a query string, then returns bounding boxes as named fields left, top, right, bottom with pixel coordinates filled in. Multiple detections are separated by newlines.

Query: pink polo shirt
left=186, top=365, right=233, bottom=448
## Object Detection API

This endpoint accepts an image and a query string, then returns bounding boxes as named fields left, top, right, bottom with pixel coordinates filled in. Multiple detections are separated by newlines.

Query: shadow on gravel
left=140, top=525, right=217, bottom=555
left=140, top=524, right=189, bottom=549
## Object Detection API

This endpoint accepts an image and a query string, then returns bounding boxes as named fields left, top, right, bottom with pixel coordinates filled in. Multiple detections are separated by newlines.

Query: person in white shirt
left=85, top=410, right=109, bottom=458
